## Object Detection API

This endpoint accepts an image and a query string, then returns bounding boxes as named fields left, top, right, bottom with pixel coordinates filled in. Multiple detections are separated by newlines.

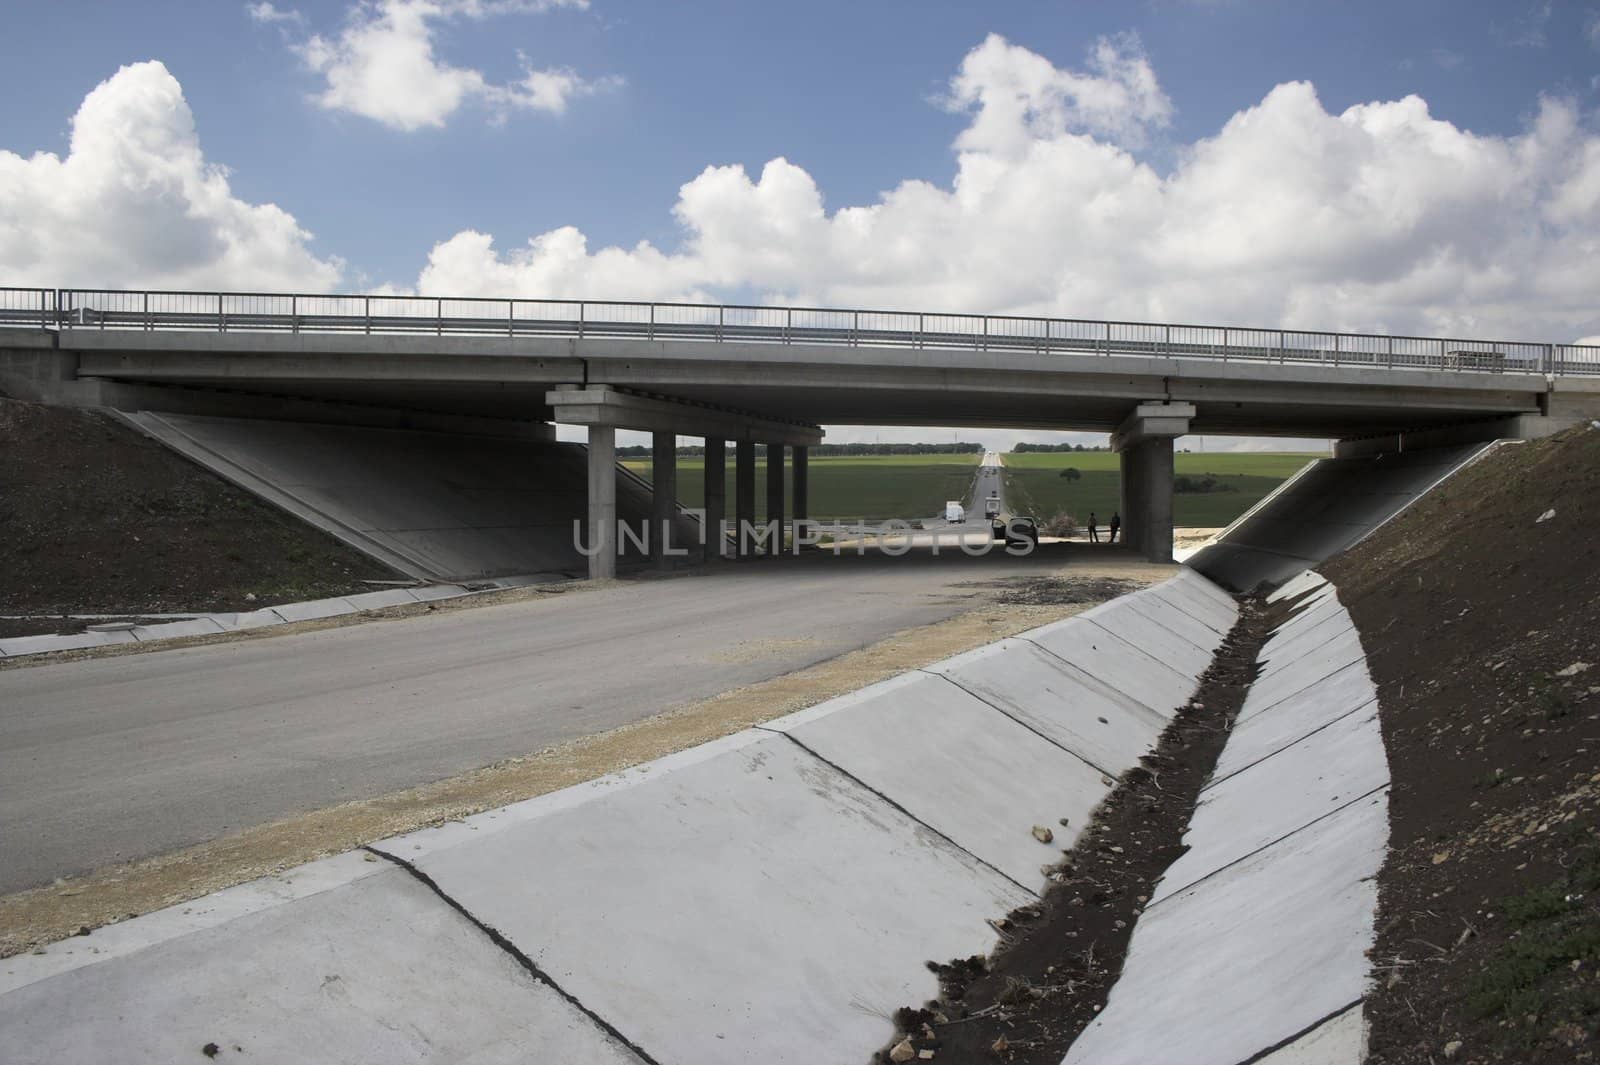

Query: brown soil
left=1322, top=425, right=1600, bottom=1064
left=874, top=598, right=1273, bottom=1064
left=0, top=575, right=1160, bottom=958
left=0, top=396, right=398, bottom=619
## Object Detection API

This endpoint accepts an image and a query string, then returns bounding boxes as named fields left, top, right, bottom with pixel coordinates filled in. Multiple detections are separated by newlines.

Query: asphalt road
left=1, top=548, right=1075, bottom=893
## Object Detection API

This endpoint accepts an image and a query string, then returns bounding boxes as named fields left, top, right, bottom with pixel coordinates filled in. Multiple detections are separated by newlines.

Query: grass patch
left=1001, top=452, right=1319, bottom=527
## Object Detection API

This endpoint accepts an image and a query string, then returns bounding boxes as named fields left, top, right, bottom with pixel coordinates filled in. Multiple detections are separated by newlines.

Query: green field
left=623, top=453, right=979, bottom=521
left=1002, top=452, right=1321, bottom=528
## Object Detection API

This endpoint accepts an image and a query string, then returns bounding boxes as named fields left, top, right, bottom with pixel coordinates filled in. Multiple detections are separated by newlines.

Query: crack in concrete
left=756, top=729, right=1038, bottom=898
left=364, top=845, right=663, bottom=1065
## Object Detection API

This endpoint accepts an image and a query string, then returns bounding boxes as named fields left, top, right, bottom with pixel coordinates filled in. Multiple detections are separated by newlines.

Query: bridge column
left=792, top=445, right=809, bottom=549
left=1111, top=402, right=1194, bottom=564
left=703, top=436, right=726, bottom=560
left=651, top=431, right=677, bottom=569
left=736, top=440, right=757, bottom=558
left=586, top=425, right=617, bottom=580
left=765, top=443, right=785, bottom=556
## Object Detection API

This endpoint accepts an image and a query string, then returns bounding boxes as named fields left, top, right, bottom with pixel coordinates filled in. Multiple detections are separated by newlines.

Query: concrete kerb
left=0, top=580, right=507, bottom=659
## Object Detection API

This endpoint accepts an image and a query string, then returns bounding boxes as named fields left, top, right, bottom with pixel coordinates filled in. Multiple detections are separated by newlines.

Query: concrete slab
left=0, top=853, right=643, bottom=1065
left=129, top=618, right=228, bottom=641
left=760, top=671, right=1110, bottom=888
left=1081, top=608, right=1215, bottom=682
left=380, top=729, right=1029, bottom=1065
left=1063, top=793, right=1387, bottom=1065
left=1221, top=678, right=1379, bottom=780
left=1255, top=1004, right=1365, bottom=1065
left=1267, top=590, right=1344, bottom=644
left=1259, top=612, right=1356, bottom=678
left=269, top=596, right=356, bottom=624
left=1153, top=704, right=1387, bottom=902
left=1266, top=569, right=1329, bottom=605
left=1122, top=592, right=1225, bottom=652
left=1023, top=617, right=1197, bottom=719
left=1242, top=629, right=1368, bottom=716
left=1152, top=573, right=1239, bottom=635
left=927, top=639, right=1168, bottom=780
left=210, top=607, right=285, bottom=631
left=1172, top=567, right=1240, bottom=613
left=0, top=630, right=136, bottom=656
left=343, top=588, right=424, bottom=611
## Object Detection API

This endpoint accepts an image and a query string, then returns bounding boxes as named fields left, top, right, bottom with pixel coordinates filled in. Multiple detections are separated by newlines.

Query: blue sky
left=2, top=0, right=1599, bottom=447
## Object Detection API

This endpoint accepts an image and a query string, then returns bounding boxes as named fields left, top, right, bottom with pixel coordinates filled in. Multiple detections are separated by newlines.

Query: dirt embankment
left=1323, top=425, right=1600, bottom=1064
left=0, top=396, right=397, bottom=631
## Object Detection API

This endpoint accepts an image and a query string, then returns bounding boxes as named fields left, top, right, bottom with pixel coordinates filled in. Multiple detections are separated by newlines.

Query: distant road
left=2, top=551, right=1067, bottom=893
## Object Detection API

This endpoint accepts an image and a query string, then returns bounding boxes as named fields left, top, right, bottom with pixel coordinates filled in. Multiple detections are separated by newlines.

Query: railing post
left=218, top=292, right=225, bottom=333
left=717, top=305, right=723, bottom=342
left=508, top=299, right=514, bottom=337
left=1278, top=330, right=1286, bottom=364
left=436, top=297, right=443, bottom=336
left=364, top=296, right=371, bottom=335
left=980, top=316, right=987, bottom=352
left=917, top=313, right=924, bottom=350
left=1546, top=343, right=1555, bottom=375
left=143, top=291, right=150, bottom=331
left=650, top=303, right=656, bottom=341
left=41, top=289, right=48, bottom=331
left=1333, top=334, right=1340, bottom=367
left=852, top=310, right=859, bottom=347
left=579, top=301, right=586, bottom=339
left=1104, top=321, right=1111, bottom=357
left=786, top=306, right=792, bottom=345
left=292, top=294, right=299, bottom=335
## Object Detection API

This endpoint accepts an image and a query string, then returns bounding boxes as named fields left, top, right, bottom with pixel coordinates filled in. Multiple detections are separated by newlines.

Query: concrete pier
left=736, top=440, right=756, bottom=558
left=1112, top=403, right=1194, bottom=564
left=704, top=437, right=726, bottom=561
left=586, top=425, right=617, bottom=580
left=765, top=444, right=785, bottom=557
left=793, top=445, right=809, bottom=544
left=651, top=432, right=677, bottom=569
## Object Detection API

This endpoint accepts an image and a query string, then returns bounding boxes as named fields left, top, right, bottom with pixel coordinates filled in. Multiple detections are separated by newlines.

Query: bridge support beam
left=586, top=425, right=617, bottom=580
left=704, top=436, right=726, bottom=561
left=736, top=440, right=757, bottom=558
left=1112, top=402, right=1195, bottom=564
left=651, top=432, right=677, bottom=569
left=766, top=444, right=785, bottom=557
left=792, top=445, right=809, bottom=547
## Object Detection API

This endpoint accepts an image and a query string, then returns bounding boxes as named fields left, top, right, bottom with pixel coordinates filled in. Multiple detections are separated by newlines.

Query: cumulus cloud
left=288, top=0, right=614, bottom=131
left=0, top=61, right=341, bottom=290
left=416, top=33, right=1600, bottom=344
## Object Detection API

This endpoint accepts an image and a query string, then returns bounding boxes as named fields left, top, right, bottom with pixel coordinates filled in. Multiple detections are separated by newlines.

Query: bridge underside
left=4, top=329, right=1596, bottom=568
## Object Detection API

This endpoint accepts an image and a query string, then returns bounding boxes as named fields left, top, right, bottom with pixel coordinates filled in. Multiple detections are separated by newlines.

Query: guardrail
left=2, top=286, right=1597, bottom=376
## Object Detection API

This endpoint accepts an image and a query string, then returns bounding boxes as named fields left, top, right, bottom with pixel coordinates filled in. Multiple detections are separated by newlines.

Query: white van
left=945, top=500, right=965, bottom=523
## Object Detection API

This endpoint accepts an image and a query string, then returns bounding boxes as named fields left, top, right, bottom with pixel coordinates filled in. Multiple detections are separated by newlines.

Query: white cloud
left=247, top=2, right=304, bottom=26
left=288, top=0, right=613, bottom=131
left=415, top=34, right=1600, bottom=345
left=0, top=61, right=342, bottom=290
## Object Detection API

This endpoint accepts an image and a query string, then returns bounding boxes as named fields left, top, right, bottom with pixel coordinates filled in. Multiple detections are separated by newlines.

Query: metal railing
left=2, top=286, right=1596, bottom=376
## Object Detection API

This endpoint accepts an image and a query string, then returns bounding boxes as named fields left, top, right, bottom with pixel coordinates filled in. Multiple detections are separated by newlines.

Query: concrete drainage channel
left=1065, top=569, right=1388, bottom=1065
left=0, top=578, right=549, bottom=658
left=0, top=570, right=1390, bottom=1064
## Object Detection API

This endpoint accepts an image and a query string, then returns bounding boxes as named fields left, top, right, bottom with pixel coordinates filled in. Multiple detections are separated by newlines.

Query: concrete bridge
left=3, top=287, right=1597, bottom=572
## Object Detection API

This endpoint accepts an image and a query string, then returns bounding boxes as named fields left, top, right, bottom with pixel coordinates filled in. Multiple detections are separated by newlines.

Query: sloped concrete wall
left=1189, top=444, right=1493, bottom=592
left=120, top=411, right=697, bottom=581
left=1064, top=571, right=1387, bottom=1065
left=0, top=572, right=1237, bottom=1065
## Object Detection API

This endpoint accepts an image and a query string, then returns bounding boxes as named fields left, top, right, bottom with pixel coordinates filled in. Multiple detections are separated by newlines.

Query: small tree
left=1041, top=512, right=1079, bottom=538
left=1058, top=467, right=1081, bottom=481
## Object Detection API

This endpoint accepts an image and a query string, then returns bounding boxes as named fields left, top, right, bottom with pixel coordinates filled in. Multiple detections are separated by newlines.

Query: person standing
left=1109, top=511, right=1121, bottom=544
left=1087, top=512, right=1100, bottom=543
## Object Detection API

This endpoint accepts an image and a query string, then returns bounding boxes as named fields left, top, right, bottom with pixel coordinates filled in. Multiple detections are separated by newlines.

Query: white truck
left=944, top=500, right=965, bottom=524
